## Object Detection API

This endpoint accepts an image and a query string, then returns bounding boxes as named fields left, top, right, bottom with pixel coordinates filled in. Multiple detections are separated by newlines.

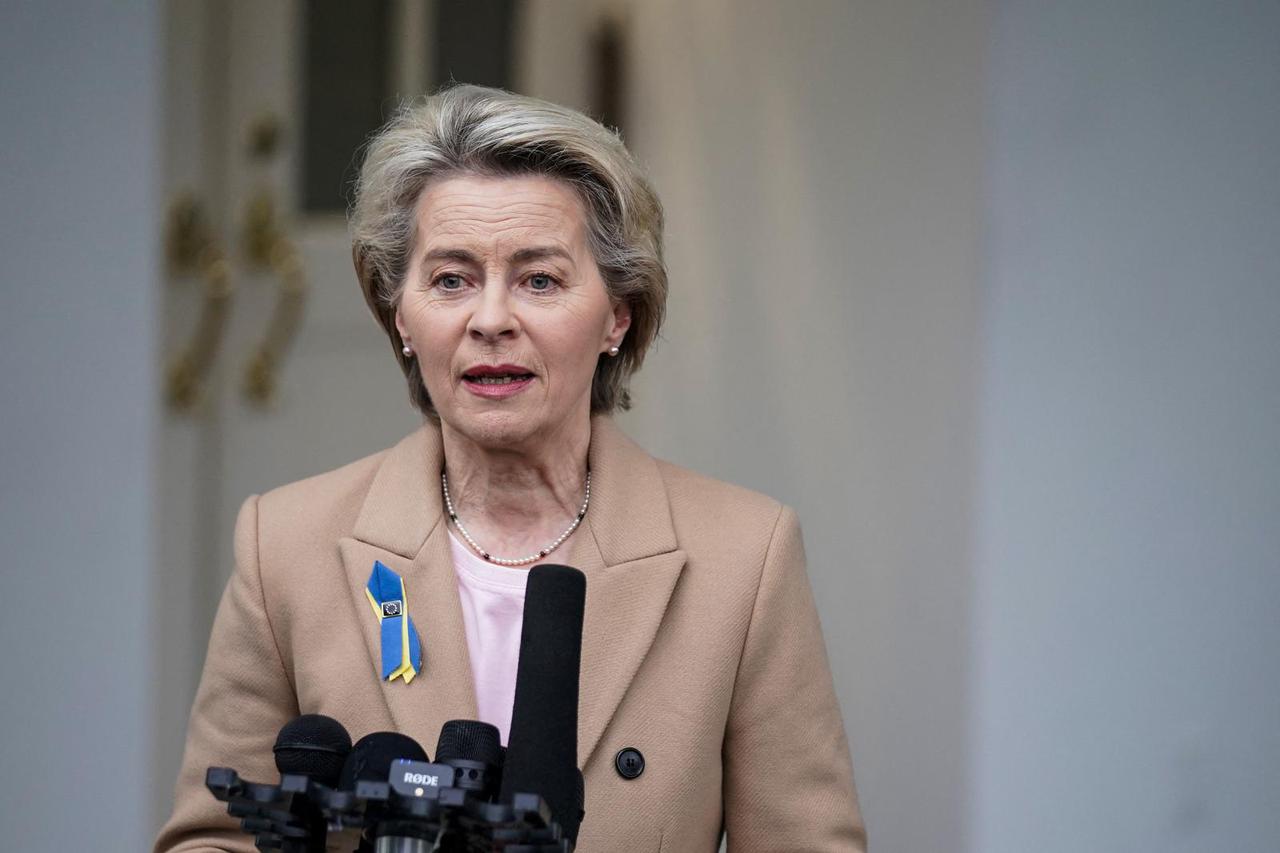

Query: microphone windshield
left=272, top=714, right=352, bottom=787
left=499, top=564, right=586, bottom=842
left=436, top=719, right=502, bottom=768
left=338, top=731, right=430, bottom=791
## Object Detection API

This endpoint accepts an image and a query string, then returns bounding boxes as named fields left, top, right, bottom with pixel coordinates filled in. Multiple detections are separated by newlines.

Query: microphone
left=499, top=564, right=587, bottom=844
left=208, top=717, right=578, bottom=851
left=222, top=714, right=353, bottom=852
left=339, top=732, right=439, bottom=853
left=435, top=719, right=503, bottom=800
left=274, top=713, right=352, bottom=788
left=338, top=731, right=431, bottom=792
left=275, top=714, right=353, bottom=852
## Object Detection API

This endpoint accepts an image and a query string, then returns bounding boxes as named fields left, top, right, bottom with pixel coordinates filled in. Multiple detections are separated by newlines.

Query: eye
left=434, top=273, right=466, bottom=291
left=527, top=273, right=558, bottom=292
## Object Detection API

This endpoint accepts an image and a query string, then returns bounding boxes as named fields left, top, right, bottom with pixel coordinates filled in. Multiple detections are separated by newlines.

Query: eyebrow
left=422, top=248, right=478, bottom=264
left=421, top=246, right=574, bottom=265
left=509, top=246, right=574, bottom=264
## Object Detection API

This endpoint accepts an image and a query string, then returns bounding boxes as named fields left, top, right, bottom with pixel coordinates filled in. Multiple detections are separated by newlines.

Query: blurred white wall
left=0, top=0, right=160, bottom=849
left=974, top=1, right=1280, bottom=851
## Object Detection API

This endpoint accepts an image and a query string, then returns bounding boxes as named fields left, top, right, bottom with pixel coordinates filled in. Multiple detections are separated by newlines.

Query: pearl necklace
left=441, top=470, right=590, bottom=567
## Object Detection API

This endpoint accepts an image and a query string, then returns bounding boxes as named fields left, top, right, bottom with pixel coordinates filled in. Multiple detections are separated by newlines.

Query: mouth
left=461, top=364, right=536, bottom=397
left=463, top=373, right=535, bottom=385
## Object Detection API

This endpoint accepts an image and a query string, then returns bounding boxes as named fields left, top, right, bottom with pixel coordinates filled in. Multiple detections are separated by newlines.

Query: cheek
left=402, top=296, right=463, bottom=345
left=542, top=323, right=606, bottom=387
left=400, top=307, right=461, bottom=382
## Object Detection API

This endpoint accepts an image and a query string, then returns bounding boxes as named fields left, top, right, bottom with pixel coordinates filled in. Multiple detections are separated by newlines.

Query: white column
left=0, top=1, right=160, bottom=847
left=974, top=2, right=1280, bottom=850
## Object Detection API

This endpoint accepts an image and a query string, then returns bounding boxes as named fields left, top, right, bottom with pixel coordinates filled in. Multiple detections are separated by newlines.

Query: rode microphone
left=339, top=732, right=434, bottom=853
left=499, top=564, right=587, bottom=843
left=338, top=732, right=431, bottom=791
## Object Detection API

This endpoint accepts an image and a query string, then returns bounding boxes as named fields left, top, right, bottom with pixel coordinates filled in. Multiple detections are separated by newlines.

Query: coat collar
left=339, top=416, right=686, bottom=766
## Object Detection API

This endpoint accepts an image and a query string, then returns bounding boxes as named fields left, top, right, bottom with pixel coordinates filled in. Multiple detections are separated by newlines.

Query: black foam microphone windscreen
left=499, top=563, right=587, bottom=842
left=337, top=731, right=430, bottom=791
left=436, top=719, right=503, bottom=768
left=273, top=714, right=353, bottom=788
left=436, top=719, right=503, bottom=797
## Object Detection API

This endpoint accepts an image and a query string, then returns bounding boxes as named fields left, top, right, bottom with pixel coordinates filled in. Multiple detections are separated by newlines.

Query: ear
left=605, top=301, right=632, bottom=351
left=393, top=307, right=409, bottom=345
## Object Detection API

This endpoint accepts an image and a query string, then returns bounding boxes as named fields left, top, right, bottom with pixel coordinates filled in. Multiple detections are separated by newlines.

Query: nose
left=467, top=281, right=519, bottom=342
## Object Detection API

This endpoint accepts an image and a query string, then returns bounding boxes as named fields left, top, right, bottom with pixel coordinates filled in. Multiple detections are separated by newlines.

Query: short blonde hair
left=350, top=84, right=667, bottom=418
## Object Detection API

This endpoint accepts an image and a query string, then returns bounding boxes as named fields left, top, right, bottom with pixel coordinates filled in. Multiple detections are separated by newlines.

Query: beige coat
left=155, top=417, right=866, bottom=852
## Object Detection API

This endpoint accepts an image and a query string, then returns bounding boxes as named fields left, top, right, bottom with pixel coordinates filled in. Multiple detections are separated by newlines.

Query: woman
left=156, top=85, right=865, bottom=852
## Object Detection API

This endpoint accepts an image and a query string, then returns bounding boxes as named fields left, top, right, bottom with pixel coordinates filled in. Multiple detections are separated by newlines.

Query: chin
left=445, top=407, right=545, bottom=450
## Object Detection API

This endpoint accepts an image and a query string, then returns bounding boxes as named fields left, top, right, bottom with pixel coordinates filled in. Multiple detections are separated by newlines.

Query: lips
left=464, top=373, right=534, bottom=385
left=461, top=364, right=536, bottom=398
left=462, top=363, right=535, bottom=382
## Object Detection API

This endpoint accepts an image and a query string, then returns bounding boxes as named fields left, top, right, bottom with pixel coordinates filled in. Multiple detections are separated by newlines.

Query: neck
left=439, top=415, right=592, bottom=560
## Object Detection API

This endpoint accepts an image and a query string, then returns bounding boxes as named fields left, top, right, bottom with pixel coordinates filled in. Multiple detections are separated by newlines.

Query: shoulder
left=251, top=445, right=390, bottom=548
left=656, top=458, right=783, bottom=526
left=654, top=457, right=792, bottom=568
left=243, top=424, right=441, bottom=571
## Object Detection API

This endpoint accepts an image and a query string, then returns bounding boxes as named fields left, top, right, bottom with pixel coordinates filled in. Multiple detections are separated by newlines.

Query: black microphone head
left=436, top=719, right=503, bottom=767
left=273, top=714, right=352, bottom=787
left=337, top=732, right=430, bottom=791
left=500, top=564, right=587, bottom=842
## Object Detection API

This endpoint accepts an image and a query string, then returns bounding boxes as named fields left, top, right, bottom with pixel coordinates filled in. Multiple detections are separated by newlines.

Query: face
left=395, top=173, right=630, bottom=449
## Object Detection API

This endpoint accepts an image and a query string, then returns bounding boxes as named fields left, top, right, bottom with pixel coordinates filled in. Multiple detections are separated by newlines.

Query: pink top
left=448, top=531, right=530, bottom=745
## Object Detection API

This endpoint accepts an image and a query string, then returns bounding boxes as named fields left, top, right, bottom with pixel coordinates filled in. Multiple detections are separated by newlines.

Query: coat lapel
left=338, top=426, right=478, bottom=749
left=569, top=418, right=686, bottom=767
left=336, top=417, right=685, bottom=769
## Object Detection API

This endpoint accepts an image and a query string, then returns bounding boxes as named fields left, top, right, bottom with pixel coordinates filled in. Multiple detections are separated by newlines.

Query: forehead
left=414, top=173, right=589, bottom=254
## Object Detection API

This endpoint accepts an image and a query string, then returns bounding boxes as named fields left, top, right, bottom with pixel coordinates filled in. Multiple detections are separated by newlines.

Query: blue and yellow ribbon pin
left=365, top=561, right=423, bottom=684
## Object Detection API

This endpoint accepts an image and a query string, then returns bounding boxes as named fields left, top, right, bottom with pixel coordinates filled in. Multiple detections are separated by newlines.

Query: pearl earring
left=608, top=346, right=620, bottom=357
left=402, top=345, right=413, bottom=357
